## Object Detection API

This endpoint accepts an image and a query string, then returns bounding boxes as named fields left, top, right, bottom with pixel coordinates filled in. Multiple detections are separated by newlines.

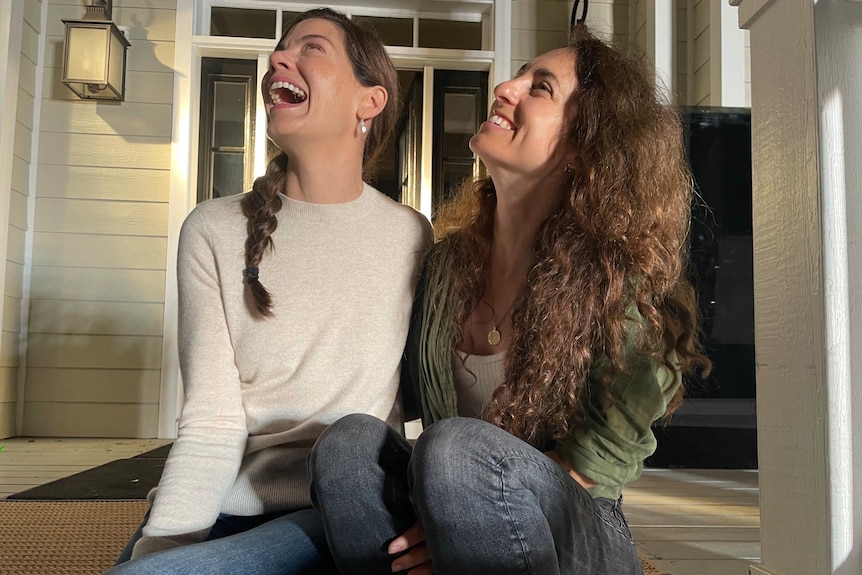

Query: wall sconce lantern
left=61, top=0, right=131, bottom=101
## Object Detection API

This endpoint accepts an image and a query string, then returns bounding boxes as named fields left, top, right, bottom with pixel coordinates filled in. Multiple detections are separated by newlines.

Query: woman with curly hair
left=106, top=8, right=431, bottom=575
left=309, top=25, right=710, bottom=575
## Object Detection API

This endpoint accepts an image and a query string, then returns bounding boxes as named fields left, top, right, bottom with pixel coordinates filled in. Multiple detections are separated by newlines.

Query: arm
left=132, top=208, right=248, bottom=558
left=399, top=256, right=429, bottom=424
left=558, top=335, right=681, bottom=499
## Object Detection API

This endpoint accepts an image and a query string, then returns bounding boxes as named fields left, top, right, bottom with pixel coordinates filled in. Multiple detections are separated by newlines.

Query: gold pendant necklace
left=487, top=285, right=517, bottom=347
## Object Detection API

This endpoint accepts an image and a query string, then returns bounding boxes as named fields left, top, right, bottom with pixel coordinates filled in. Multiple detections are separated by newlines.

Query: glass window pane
left=443, top=92, right=478, bottom=160
left=212, top=152, right=245, bottom=198
left=211, top=7, right=276, bottom=39
left=442, top=161, right=473, bottom=202
left=418, top=19, right=482, bottom=50
left=443, top=93, right=478, bottom=134
left=356, top=17, right=413, bottom=47
left=213, top=81, right=247, bottom=148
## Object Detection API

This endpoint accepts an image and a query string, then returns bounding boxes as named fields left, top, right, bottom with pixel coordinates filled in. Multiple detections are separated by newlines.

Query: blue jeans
left=309, top=414, right=643, bottom=575
left=105, top=508, right=336, bottom=575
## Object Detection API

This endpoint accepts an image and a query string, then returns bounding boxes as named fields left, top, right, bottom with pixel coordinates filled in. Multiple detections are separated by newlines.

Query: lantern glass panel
left=66, top=25, right=109, bottom=83
left=108, top=28, right=126, bottom=95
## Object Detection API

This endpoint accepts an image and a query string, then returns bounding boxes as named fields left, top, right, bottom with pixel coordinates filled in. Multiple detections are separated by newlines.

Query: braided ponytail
left=240, top=152, right=287, bottom=317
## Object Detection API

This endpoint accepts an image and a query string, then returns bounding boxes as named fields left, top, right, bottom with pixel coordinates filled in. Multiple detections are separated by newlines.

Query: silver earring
left=564, top=164, right=573, bottom=174
left=359, top=118, right=367, bottom=134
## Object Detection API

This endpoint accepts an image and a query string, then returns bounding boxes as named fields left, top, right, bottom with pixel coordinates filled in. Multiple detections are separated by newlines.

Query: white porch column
left=732, top=1, right=862, bottom=574
left=711, top=0, right=747, bottom=106
left=492, top=0, right=511, bottom=87
left=645, top=0, right=674, bottom=101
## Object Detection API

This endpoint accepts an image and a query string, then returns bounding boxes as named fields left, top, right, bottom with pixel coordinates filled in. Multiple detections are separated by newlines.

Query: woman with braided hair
left=106, top=8, right=431, bottom=575
left=309, top=25, right=710, bottom=575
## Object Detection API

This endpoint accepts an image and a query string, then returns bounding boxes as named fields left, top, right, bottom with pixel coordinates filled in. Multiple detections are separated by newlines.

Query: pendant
left=488, top=328, right=501, bottom=346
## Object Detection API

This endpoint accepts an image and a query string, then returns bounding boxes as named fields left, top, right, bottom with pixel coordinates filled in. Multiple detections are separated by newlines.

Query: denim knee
left=312, top=413, right=386, bottom=460
left=410, top=418, right=500, bottom=495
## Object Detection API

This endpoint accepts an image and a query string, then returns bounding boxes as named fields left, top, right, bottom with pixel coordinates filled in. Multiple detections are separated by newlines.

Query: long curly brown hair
left=434, top=26, right=711, bottom=447
left=241, top=8, right=400, bottom=317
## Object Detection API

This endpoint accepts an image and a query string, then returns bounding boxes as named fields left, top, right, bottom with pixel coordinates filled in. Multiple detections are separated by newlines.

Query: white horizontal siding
left=13, top=120, right=31, bottom=160
left=1, top=297, right=22, bottom=333
left=0, top=368, right=16, bottom=403
left=40, top=100, right=172, bottom=138
left=12, top=154, right=28, bottom=194
left=0, top=403, right=14, bottom=438
left=692, top=0, right=710, bottom=105
left=510, top=0, right=627, bottom=76
left=25, top=367, right=161, bottom=403
left=6, top=227, right=26, bottom=265
left=27, top=334, right=163, bottom=370
left=23, top=0, right=176, bottom=438
left=675, top=0, right=687, bottom=104
left=34, top=198, right=168, bottom=236
left=22, top=402, right=160, bottom=437
left=4, top=263, right=23, bottom=300
left=2, top=0, right=41, bottom=438
left=30, top=267, right=167, bottom=303
left=0, top=332, right=18, bottom=369
left=29, top=300, right=165, bottom=336
left=39, top=133, right=170, bottom=169
left=32, top=233, right=167, bottom=269
left=36, top=165, right=170, bottom=202
left=16, top=87, right=35, bottom=131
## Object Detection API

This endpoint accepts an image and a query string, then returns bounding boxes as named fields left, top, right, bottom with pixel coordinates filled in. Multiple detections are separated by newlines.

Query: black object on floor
left=8, top=444, right=173, bottom=501
left=646, top=426, right=757, bottom=469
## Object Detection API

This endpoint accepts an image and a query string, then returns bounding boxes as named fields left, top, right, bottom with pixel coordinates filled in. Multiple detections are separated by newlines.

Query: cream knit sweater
left=133, top=184, right=431, bottom=558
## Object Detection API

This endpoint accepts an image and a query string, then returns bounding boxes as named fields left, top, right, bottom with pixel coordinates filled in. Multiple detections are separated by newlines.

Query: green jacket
left=401, top=245, right=681, bottom=500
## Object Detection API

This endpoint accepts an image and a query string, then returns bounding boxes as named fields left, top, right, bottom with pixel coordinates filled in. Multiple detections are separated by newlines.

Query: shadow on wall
left=21, top=305, right=163, bottom=439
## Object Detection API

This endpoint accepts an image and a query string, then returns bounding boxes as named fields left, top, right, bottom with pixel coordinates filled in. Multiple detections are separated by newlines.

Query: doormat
left=7, top=444, right=171, bottom=501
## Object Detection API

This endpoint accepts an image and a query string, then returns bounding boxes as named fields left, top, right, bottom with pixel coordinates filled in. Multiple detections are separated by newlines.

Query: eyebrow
left=515, top=64, right=560, bottom=86
left=281, top=33, right=336, bottom=50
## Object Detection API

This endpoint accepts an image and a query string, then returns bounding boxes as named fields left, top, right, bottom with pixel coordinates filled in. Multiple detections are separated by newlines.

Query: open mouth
left=488, top=114, right=515, bottom=130
left=269, top=80, right=308, bottom=105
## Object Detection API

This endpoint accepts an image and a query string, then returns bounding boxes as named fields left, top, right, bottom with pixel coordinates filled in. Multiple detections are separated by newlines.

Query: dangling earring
left=359, top=118, right=367, bottom=134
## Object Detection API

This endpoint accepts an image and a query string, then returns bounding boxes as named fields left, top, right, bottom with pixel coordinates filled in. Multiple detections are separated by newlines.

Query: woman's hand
left=546, top=449, right=597, bottom=490
left=388, top=522, right=433, bottom=574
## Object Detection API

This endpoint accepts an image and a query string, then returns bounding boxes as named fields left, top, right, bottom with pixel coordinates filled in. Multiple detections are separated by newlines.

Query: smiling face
left=470, top=48, right=578, bottom=181
left=262, top=18, right=369, bottom=150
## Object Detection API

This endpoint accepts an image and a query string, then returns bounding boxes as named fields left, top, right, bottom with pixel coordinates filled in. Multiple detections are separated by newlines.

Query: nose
left=493, top=78, right=521, bottom=105
left=269, top=47, right=294, bottom=71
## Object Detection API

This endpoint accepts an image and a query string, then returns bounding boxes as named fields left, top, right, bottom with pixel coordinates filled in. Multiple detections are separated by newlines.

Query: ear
left=358, top=85, right=388, bottom=123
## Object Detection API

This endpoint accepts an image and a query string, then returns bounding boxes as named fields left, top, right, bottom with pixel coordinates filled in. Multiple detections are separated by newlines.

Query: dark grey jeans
left=309, top=413, right=643, bottom=575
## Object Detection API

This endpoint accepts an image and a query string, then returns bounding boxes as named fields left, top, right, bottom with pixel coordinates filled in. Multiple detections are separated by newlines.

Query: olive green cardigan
left=401, top=245, right=681, bottom=500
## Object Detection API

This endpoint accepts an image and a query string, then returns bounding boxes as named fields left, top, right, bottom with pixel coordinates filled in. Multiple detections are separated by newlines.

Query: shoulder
left=187, top=195, right=245, bottom=225
left=365, top=185, right=431, bottom=235
left=181, top=195, right=246, bottom=236
left=178, top=195, right=248, bottom=258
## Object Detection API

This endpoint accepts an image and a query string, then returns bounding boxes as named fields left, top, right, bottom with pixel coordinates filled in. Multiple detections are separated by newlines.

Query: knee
left=309, top=414, right=388, bottom=479
left=410, top=417, right=500, bottom=493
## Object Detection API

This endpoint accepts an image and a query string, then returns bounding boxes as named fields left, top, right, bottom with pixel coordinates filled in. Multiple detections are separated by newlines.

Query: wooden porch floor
left=0, top=437, right=760, bottom=574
